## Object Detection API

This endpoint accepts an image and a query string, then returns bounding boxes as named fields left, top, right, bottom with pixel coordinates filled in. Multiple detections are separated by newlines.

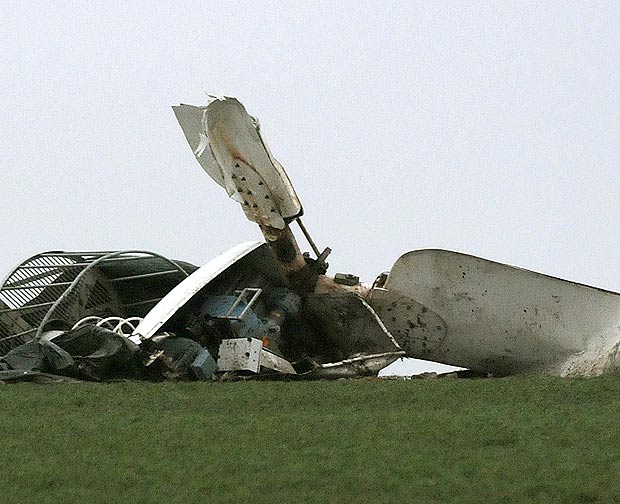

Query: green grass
left=2, top=377, right=620, bottom=503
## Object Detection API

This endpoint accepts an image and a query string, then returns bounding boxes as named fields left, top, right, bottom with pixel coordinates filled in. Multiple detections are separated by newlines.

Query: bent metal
left=2, top=97, right=619, bottom=382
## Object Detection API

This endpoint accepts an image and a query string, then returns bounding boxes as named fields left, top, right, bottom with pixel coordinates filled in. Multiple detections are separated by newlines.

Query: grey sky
left=2, top=2, right=619, bottom=373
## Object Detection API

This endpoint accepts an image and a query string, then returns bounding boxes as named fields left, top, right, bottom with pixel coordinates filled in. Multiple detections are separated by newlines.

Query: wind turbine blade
left=368, top=249, right=620, bottom=376
left=172, top=104, right=226, bottom=189
left=173, top=97, right=303, bottom=229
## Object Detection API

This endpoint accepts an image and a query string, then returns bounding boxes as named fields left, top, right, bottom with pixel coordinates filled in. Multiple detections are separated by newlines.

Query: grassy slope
left=1, top=377, right=620, bottom=504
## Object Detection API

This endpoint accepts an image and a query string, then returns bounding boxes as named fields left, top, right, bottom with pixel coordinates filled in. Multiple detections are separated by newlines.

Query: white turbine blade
left=172, top=104, right=226, bottom=188
left=173, top=97, right=303, bottom=229
left=368, top=249, right=620, bottom=376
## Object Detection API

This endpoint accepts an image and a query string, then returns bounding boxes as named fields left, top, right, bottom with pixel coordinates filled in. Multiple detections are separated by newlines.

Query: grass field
left=2, top=376, right=620, bottom=503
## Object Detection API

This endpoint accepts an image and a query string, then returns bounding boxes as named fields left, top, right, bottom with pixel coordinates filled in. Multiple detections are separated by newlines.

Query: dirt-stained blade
left=173, top=97, right=303, bottom=229
left=368, top=249, right=620, bottom=376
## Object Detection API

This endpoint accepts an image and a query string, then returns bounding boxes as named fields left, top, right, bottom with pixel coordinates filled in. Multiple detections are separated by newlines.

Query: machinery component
left=191, top=349, right=218, bottom=380
left=5, top=94, right=620, bottom=382
left=219, top=288, right=263, bottom=320
left=202, top=293, right=266, bottom=341
left=172, top=95, right=620, bottom=378
left=132, top=242, right=264, bottom=342
left=334, top=273, right=360, bottom=286
left=174, top=98, right=317, bottom=280
left=216, top=337, right=296, bottom=375
left=217, top=337, right=262, bottom=373
left=0, top=251, right=193, bottom=355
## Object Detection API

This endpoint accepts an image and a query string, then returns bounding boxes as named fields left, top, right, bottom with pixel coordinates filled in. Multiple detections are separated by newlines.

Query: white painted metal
left=217, top=337, right=262, bottom=373
left=260, top=348, right=297, bottom=374
left=173, top=98, right=302, bottom=229
left=377, top=249, right=620, bottom=376
left=172, top=103, right=226, bottom=188
left=132, top=242, right=263, bottom=342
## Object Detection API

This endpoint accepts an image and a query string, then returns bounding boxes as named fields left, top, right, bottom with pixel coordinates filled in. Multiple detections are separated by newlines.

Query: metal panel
left=217, top=337, right=262, bottom=373
left=259, top=348, right=296, bottom=374
left=308, top=353, right=408, bottom=378
left=382, top=249, right=620, bottom=376
left=303, top=293, right=403, bottom=360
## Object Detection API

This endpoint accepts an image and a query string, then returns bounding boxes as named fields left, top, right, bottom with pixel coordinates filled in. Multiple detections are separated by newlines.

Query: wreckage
left=2, top=97, right=620, bottom=382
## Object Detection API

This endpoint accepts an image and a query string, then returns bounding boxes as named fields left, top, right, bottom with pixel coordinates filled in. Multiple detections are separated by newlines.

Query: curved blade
left=132, top=242, right=263, bottom=341
left=368, top=288, right=447, bottom=357
left=172, top=103, right=226, bottom=188
left=173, top=97, right=302, bottom=229
left=369, top=249, right=620, bottom=376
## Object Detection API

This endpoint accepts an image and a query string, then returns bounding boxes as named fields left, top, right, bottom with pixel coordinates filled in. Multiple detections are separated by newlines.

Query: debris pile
left=0, top=244, right=403, bottom=383
left=3, top=95, right=620, bottom=381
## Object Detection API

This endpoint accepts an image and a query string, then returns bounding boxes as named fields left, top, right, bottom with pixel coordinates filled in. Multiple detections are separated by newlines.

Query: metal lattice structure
left=0, top=251, right=193, bottom=355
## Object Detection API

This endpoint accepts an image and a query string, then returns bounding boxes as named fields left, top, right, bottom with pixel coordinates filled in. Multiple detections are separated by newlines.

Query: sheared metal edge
left=298, top=296, right=405, bottom=378
left=172, top=104, right=226, bottom=189
left=560, top=340, right=620, bottom=377
left=318, top=352, right=406, bottom=369
left=132, top=242, right=263, bottom=343
left=308, top=352, right=405, bottom=378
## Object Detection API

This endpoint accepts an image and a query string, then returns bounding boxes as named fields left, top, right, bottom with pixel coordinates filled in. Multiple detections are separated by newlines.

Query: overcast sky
left=2, top=2, right=618, bottom=374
